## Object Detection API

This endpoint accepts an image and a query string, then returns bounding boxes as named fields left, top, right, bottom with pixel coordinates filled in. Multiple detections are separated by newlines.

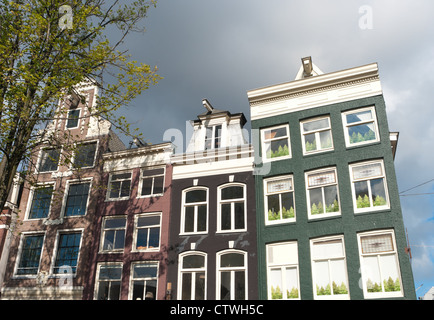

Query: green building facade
left=248, top=57, right=416, bottom=300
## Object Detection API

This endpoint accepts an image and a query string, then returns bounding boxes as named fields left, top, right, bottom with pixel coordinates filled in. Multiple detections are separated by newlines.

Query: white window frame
left=13, top=231, right=46, bottom=278
left=50, top=229, right=83, bottom=277
left=94, top=262, right=123, bottom=300
left=217, top=183, right=247, bottom=233
left=300, top=116, right=334, bottom=155
left=266, top=241, right=300, bottom=300
left=263, top=175, right=296, bottom=225
left=357, top=229, right=403, bottom=299
left=349, top=160, right=390, bottom=213
left=66, top=108, right=81, bottom=129
left=36, top=147, right=61, bottom=173
left=99, top=215, right=127, bottom=253
left=106, top=171, right=132, bottom=201
left=216, top=249, right=248, bottom=300
left=71, top=140, right=98, bottom=169
left=342, top=106, right=380, bottom=148
left=180, top=187, right=208, bottom=235
left=310, top=235, right=350, bottom=300
left=25, top=182, right=55, bottom=221
left=61, top=178, right=92, bottom=218
left=204, top=124, right=222, bottom=150
left=305, top=167, right=341, bottom=220
left=132, top=212, right=161, bottom=252
left=138, top=166, right=165, bottom=198
left=260, top=124, right=291, bottom=162
left=177, top=251, right=207, bottom=300
left=129, top=261, right=159, bottom=300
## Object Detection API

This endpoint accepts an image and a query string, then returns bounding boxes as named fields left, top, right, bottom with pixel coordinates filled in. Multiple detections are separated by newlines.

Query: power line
left=400, top=193, right=434, bottom=197
left=399, top=178, right=434, bottom=195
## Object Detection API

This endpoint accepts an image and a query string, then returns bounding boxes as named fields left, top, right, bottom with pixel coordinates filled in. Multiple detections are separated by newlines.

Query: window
left=301, top=116, right=333, bottom=154
left=205, top=125, right=222, bottom=150
left=53, top=232, right=82, bottom=274
left=95, top=263, right=122, bottom=300
left=101, top=216, right=127, bottom=252
left=358, top=230, right=403, bottom=298
left=107, top=172, right=132, bottom=200
left=130, top=262, right=158, bottom=300
left=178, top=253, right=206, bottom=300
left=139, top=168, right=165, bottom=197
left=73, top=141, right=97, bottom=168
left=217, top=250, right=247, bottom=300
left=16, top=234, right=45, bottom=275
left=218, top=184, right=246, bottom=232
left=38, top=148, right=61, bottom=172
left=261, top=124, right=291, bottom=161
left=264, top=176, right=295, bottom=224
left=310, top=236, right=350, bottom=300
left=181, top=188, right=208, bottom=234
left=305, top=168, right=340, bottom=219
left=64, top=182, right=90, bottom=217
left=28, top=185, right=53, bottom=219
left=266, top=242, right=300, bottom=300
left=342, top=107, right=379, bottom=147
left=66, top=109, right=80, bottom=129
left=350, top=160, right=389, bottom=213
left=134, top=213, right=161, bottom=251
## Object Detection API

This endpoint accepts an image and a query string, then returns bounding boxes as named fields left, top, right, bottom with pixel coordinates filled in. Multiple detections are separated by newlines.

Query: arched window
left=181, top=188, right=208, bottom=234
left=178, top=252, right=207, bottom=300
left=218, top=184, right=246, bottom=232
left=217, top=250, right=247, bottom=300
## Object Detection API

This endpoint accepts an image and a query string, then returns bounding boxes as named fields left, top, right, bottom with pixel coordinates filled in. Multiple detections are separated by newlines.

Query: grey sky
left=113, top=0, right=434, bottom=297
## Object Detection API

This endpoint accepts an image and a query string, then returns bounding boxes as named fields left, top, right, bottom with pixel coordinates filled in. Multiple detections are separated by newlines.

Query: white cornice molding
left=248, top=63, right=382, bottom=120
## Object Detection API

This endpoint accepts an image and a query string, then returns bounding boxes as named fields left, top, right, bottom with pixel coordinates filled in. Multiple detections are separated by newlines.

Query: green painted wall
left=252, top=95, right=416, bottom=300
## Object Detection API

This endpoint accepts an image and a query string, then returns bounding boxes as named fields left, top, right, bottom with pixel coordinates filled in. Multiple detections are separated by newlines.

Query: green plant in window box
left=305, top=140, right=317, bottom=152
left=282, top=206, right=295, bottom=219
left=332, top=281, right=348, bottom=294
left=271, top=286, right=283, bottom=299
left=287, top=287, right=299, bottom=299
left=350, top=130, right=376, bottom=144
left=267, top=145, right=289, bottom=158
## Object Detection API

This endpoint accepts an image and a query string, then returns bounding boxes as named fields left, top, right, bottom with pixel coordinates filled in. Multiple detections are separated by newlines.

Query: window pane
left=136, top=229, right=148, bottom=249
left=314, top=260, right=330, bottom=295
left=74, top=142, right=97, bottom=168
left=181, top=273, right=192, bottom=300
left=145, top=280, right=157, bottom=300
left=54, top=233, right=81, bottom=273
left=319, top=130, right=332, bottom=149
left=141, top=178, right=153, bottom=196
left=109, top=281, right=121, bottom=300
left=109, top=181, right=121, bottom=199
left=133, top=264, right=158, bottom=278
left=281, top=192, right=295, bottom=219
left=221, top=186, right=243, bottom=200
left=304, top=133, right=317, bottom=152
left=363, top=256, right=382, bottom=292
left=234, top=202, right=245, bottom=229
left=182, top=255, right=205, bottom=269
left=371, top=178, right=387, bottom=206
left=220, top=253, right=244, bottom=267
left=324, top=185, right=339, bottom=212
left=153, top=176, right=164, bottom=194
left=67, top=109, right=80, bottom=128
left=221, top=203, right=231, bottom=230
left=186, top=190, right=206, bottom=203
left=148, top=227, right=160, bottom=248
left=265, top=139, right=289, bottom=159
left=303, top=118, right=329, bottom=132
left=234, top=271, right=245, bottom=300
left=268, top=243, right=298, bottom=265
left=103, top=230, right=115, bottom=251
left=330, top=260, right=349, bottom=295
left=286, top=267, right=299, bottom=299
left=120, top=180, right=131, bottom=197
left=346, top=110, right=373, bottom=124
left=137, top=216, right=160, bottom=227
left=195, top=272, right=206, bottom=300
left=267, top=194, right=280, bottom=221
left=105, top=217, right=126, bottom=229
left=309, top=188, right=324, bottom=215
left=267, top=179, right=292, bottom=193
left=197, top=205, right=207, bottom=232
left=348, top=123, right=376, bottom=144
left=355, top=181, right=370, bottom=208
left=132, top=281, right=145, bottom=300
left=264, top=127, right=287, bottom=140
left=353, top=163, right=383, bottom=180
left=99, top=265, right=122, bottom=280
left=220, top=271, right=231, bottom=300
left=29, top=186, right=53, bottom=219
left=17, top=235, right=44, bottom=275
left=361, top=234, right=394, bottom=254
left=39, top=149, right=60, bottom=172
left=269, top=268, right=283, bottom=299
left=312, top=239, right=344, bottom=260
left=113, top=230, right=125, bottom=250
left=65, top=183, right=90, bottom=216
left=142, top=168, right=164, bottom=177
left=380, top=255, right=401, bottom=292
left=308, top=171, right=336, bottom=187
left=184, top=206, right=195, bottom=232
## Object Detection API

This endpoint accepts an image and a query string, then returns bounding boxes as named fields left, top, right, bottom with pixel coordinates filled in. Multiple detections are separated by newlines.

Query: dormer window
left=204, top=125, right=222, bottom=150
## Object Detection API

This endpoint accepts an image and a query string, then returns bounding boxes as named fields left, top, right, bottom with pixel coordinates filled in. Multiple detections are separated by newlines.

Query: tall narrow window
left=261, top=124, right=291, bottom=161
left=53, top=232, right=82, bottom=274
left=16, top=234, right=45, bottom=275
left=28, top=185, right=53, bottom=219
left=306, top=168, right=340, bottom=219
left=107, top=172, right=132, bottom=200
left=217, top=250, right=247, bottom=300
left=350, top=160, right=389, bottom=213
left=66, top=109, right=80, bottom=129
left=139, top=168, right=165, bottom=197
left=342, top=106, right=379, bottom=147
left=130, top=262, right=158, bottom=300
left=134, top=213, right=161, bottom=251
left=181, top=188, right=208, bottom=234
left=101, top=216, right=127, bottom=252
left=301, top=116, right=333, bottom=154
left=218, top=184, right=246, bottom=232
left=264, top=176, right=295, bottom=224
left=205, top=125, right=222, bottom=150
left=310, top=236, right=350, bottom=300
left=266, top=242, right=300, bottom=300
left=358, top=230, right=403, bottom=298
left=178, top=253, right=206, bottom=300
left=38, top=148, right=60, bottom=172
left=64, top=182, right=90, bottom=217
left=95, top=263, right=122, bottom=300
left=73, top=141, right=97, bottom=168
